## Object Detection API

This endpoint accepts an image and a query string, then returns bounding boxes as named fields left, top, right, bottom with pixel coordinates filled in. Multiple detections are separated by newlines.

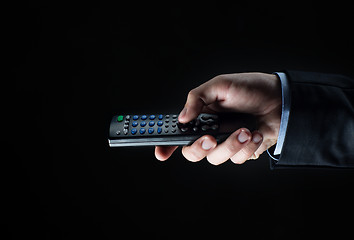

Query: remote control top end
left=108, top=113, right=256, bottom=147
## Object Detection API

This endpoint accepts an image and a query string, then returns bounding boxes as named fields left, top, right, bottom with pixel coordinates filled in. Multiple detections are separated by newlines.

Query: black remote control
left=108, top=113, right=257, bottom=147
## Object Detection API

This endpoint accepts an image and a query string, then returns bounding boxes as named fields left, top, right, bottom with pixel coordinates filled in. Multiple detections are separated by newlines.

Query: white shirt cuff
left=273, top=72, right=291, bottom=157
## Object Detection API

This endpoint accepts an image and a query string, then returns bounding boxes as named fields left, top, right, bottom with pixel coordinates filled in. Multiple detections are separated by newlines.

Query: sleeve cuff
left=271, top=72, right=291, bottom=159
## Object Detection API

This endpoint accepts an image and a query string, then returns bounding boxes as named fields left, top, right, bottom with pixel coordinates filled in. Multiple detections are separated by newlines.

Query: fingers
left=206, top=128, right=252, bottom=165
left=155, top=130, right=264, bottom=165
left=181, top=135, right=217, bottom=162
left=178, top=77, right=231, bottom=123
left=229, top=131, right=263, bottom=164
left=155, top=146, right=178, bottom=161
left=181, top=129, right=263, bottom=165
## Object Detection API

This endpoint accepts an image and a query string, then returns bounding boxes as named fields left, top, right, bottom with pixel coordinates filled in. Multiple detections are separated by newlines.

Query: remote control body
left=108, top=113, right=257, bottom=147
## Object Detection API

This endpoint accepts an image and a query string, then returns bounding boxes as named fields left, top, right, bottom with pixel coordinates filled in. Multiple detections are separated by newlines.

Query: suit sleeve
left=271, top=71, right=354, bottom=168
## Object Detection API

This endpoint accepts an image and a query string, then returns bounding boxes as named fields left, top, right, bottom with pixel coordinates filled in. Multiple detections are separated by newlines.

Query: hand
left=155, top=72, right=282, bottom=165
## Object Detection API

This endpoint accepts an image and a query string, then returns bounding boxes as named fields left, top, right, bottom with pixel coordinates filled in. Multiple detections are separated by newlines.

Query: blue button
left=141, top=115, right=147, bottom=120
left=140, top=121, right=147, bottom=127
left=149, top=121, right=155, bottom=126
left=132, top=121, right=138, bottom=127
left=157, top=127, right=162, bottom=134
left=139, top=128, right=146, bottom=134
left=157, top=121, right=163, bottom=126
left=131, top=128, right=137, bottom=135
left=149, top=115, right=156, bottom=120
left=148, top=128, right=154, bottom=134
left=133, top=115, right=139, bottom=120
left=158, top=114, right=163, bottom=120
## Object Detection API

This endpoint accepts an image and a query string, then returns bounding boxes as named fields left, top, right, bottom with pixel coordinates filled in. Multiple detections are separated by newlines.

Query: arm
left=271, top=71, right=354, bottom=168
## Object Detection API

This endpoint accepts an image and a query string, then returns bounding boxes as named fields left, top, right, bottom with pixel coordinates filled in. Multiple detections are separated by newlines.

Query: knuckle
left=230, top=158, right=245, bottom=164
left=187, top=89, right=197, bottom=98
left=182, top=146, right=204, bottom=162
left=224, top=141, right=240, bottom=156
left=230, top=147, right=253, bottom=164
left=240, top=147, right=252, bottom=158
left=206, top=155, right=220, bottom=165
left=212, top=74, right=228, bottom=83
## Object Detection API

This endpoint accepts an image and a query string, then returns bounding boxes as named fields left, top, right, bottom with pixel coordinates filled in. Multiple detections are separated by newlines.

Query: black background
left=5, top=2, right=354, bottom=239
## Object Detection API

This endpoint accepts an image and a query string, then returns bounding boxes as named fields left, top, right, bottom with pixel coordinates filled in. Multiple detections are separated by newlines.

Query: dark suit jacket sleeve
left=271, top=71, right=354, bottom=168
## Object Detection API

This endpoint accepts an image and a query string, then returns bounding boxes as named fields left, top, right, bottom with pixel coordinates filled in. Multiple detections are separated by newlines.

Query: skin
left=155, top=72, right=282, bottom=165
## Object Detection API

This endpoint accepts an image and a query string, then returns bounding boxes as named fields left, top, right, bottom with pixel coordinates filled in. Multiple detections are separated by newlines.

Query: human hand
left=155, top=72, right=282, bottom=165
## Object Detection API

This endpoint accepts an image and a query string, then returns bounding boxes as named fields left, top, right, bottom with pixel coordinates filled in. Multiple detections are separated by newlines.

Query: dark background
left=5, top=2, right=354, bottom=239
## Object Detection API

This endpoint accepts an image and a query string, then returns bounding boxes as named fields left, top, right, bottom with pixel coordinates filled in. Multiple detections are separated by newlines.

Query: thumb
left=178, top=77, right=230, bottom=123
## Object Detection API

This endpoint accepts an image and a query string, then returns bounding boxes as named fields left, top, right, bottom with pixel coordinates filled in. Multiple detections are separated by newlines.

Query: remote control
left=108, top=113, right=257, bottom=147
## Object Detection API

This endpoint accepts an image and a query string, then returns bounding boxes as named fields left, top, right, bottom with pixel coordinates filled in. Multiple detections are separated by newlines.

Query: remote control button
left=195, top=119, right=200, bottom=126
left=201, top=115, right=209, bottom=121
left=123, top=124, right=129, bottom=129
left=123, top=129, right=128, bottom=135
left=141, top=115, right=147, bottom=120
left=157, top=127, right=162, bottom=134
left=193, top=127, right=198, bottom=132
left=132, top=121, right=138, bottom=127
left=211, top=124, right=219, bottom=130
left=201, top=125, right=211, bottom=131
left=149, top=115, right=156, bottom=120
left=148, top=128, right=154, bottom=134
left=157, top=121, right=163, bottom=126
left=139, top=128, right=146, bottom=134
left=181, top=127, right=188, bottom=132
left=158, top=114, right=163, bottom=120
left=164, top=129, right=169, bottom=133
left=165, top=120, right=169, bottom=123
left=172, top=124, right=176, bottom=128
left=166, top=115, right=170, bottom=118
left=117, top=115, right=124, bottom=122
left=171, top=128, right=176, bottom=133
left=149, top=121, right=155, bottom=127
left=131, top=128, right=137, bottom=135
left=140, top=121, right=147, bottom=127
left=165, top=124, right=169, bottom=128
left=133, top=115, right=139, bottom=120
left=116, top=130, right=121, bottom=135
left=125, top=115, right=130, bottom=120
left=172, top=115, right=178, bottom=118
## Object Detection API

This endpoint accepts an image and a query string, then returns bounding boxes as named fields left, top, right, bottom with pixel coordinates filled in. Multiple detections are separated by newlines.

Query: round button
left=157, top=121, right=163, bottom=126
left=158, top=114, right=163, bottom=120
left=139, top=128, right=146, bottom=134
left=141, top=115, right=147, bottom=120
left=133, top=115, right=139, bottom=120
left=131, top=128, right=137, bottom=135
left=148, top=128, right=154, bottom=134
left=140, top=121, right=147, bottom=127
left=149, top=121, right=155, bottom=127
left=132, top=121, right=138, bottom=127
left=149, top=115, right=156, bottom=120
left=181, top=127, right=188, bottom=132
left=157, top=127, right=162, bottom=134
left=117, top=115, right=124, bottom=122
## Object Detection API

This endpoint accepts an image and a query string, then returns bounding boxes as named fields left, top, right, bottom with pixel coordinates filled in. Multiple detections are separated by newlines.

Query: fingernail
left=237, top=130, right=249, bottom=143
left=252, top=133, right=263, bottom=143
left=202, top=138, right=214, bottom=150
left=179, top=108, right=187, bottom=120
